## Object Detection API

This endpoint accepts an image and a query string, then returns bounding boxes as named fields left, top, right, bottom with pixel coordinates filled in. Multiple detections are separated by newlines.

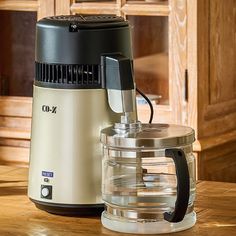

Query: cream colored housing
left=28, top=86, right=120, bottom=204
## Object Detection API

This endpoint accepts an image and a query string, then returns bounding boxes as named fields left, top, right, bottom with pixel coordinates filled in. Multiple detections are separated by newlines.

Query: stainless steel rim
left=101, top=123, right=195, bottom=149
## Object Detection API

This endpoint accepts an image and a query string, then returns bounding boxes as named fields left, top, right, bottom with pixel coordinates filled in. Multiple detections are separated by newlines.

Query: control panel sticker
left=42, top=171, right=54, bottom=178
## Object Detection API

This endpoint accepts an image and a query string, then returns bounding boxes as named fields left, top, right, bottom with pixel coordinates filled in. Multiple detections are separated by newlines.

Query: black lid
left=35, top=15, right=132, bottom=65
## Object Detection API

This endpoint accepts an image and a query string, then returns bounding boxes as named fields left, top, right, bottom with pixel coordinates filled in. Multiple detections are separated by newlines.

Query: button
left=41, top=185, right=52, bottom=199
left=41, top=187, right=50, bottom=197
left=44, top=178, right=49, bottom=183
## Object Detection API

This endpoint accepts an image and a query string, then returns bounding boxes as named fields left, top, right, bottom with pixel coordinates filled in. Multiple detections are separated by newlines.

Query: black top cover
left=35, top=15, right=133, bottom=89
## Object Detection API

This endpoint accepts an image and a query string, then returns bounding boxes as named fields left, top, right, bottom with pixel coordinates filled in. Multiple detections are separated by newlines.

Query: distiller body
left=28, top=15, right=133, bottom=215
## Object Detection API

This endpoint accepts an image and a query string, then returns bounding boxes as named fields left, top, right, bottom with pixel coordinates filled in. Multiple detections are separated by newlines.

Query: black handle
left=101, top=54, right=134, bottom=91
left=163, top=148, right=190, bottom=223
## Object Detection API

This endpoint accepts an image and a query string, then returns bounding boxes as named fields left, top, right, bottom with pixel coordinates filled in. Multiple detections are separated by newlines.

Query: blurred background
left=0, top=0, right=235, bottom=182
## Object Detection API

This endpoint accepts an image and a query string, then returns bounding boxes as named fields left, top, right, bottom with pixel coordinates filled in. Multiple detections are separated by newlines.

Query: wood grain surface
left=197, top=0, right=236, bottom=138
left=209, top=0, right=236, bottom=105
left=169, top=0, right=187, bottom=125
left=37, top=0, right=55, bottom=20
left=71, top=0, right=169, bottom=16
left=0, top=165, right=235, bottom=236
left=0, top=97, right=32, bottom=117
left=55, top=0, right=71, bottom=15
left=0, top=0, right=38, bottom=11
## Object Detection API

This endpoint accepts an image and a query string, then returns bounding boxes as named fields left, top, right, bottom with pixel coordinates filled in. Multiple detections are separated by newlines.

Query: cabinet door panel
left=197, top=0, right=236, bottom=138
left=209, top=0, right=236, bottom=104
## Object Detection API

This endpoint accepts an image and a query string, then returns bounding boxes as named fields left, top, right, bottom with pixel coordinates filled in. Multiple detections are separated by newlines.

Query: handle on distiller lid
left=164, top=148, right=190, bottom=223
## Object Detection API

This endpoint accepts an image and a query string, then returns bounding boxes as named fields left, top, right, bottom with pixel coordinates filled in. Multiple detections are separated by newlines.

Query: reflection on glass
left=127, top=16, right=169, bottom=105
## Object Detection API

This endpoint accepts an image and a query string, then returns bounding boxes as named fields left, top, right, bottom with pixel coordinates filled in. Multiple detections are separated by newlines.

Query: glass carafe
left=100, top=123, right=196, bottom=234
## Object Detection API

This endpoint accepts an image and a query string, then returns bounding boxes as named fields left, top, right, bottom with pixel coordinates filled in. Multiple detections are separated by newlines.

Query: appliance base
left=101, top=211, right=196, bottom=234
left=30, top=198, right=104, bottom=216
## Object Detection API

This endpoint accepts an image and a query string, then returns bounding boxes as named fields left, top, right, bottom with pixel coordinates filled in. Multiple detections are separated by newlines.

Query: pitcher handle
left=163, top=148, right=190, bottom=223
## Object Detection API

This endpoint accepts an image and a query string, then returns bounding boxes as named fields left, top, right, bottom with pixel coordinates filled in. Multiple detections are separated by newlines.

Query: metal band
left=104, top=145, right=193, bottom=159
left=105, top=203, right=194, bottom=221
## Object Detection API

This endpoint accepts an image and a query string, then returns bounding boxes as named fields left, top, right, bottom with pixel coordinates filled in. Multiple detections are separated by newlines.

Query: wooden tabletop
left=0, top=165, right=235, bottom=236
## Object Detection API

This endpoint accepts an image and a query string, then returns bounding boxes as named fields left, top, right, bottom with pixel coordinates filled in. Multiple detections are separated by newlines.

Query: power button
left=41, top=187, right=50, bottom=197
left=41, top=185, right=52, bottom=199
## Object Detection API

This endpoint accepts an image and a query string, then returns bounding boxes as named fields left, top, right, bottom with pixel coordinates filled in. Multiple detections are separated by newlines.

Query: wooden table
left=0, top=165, right=235, bottom=236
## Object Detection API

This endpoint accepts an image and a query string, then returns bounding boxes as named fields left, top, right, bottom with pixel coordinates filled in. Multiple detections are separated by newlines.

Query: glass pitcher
left=100, top=123, right=196, bottom=234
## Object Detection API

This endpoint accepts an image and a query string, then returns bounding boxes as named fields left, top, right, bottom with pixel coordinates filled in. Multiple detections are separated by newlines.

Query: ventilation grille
left=47, top=15, right=124, bottom=23
left=35, top=62, right=101, bottom=88
left=46, top=15, right=128, bottom=29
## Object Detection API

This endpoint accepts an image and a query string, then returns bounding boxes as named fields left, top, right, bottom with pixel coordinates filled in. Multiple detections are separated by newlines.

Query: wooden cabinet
left=0, top=0, right=55, bottom=167
left=188, top=0, right=236, bottom=182
left=0, top=0, right=235, bottom=182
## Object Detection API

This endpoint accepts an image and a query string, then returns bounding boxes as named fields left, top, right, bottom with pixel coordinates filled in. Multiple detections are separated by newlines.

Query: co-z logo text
left=42, top=105, right=57, bottom=114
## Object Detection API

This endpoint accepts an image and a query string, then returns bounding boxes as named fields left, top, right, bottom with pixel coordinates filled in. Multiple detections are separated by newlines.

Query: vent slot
left=35, top=63, right=100, bottom=88
left=48, top=15, right=123, bottom=23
